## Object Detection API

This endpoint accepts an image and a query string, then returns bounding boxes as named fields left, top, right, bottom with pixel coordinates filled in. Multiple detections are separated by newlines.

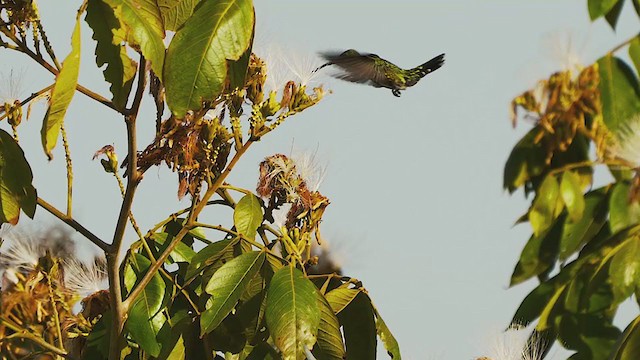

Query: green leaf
left=339, top=292, right=377, bottom=360
left=158, top=0, right=201, bottom=31
left=511, top=281, right=557, bottom=326
left=164, top=0, right=254, bottom=116
left=101, top=0, right=165, bottom=80
left=236, top=287, right=268, bottom=344
left=559, top=189, right=608, bottom=261
left=151, top=232, right=196, bottom=263
left=85, top=0, right=136, bottom=111
left=609, top=182, right=640, bottom=234
left=608, top=236, right=640, bottom=303
left=634, top=0, right=640, bottom=18
left=503, top=126, right=547, bottom=192
left=610, top=315, right=640, bottom=360
left=536, top=283, right=568, bottom=331
left=560, top=171, right=585, bottom=223
left=557, top=313, right=620, bottom=358
left=207, top=314, right=247, bottom=353
left=529, top=175, right=561, bottom=237
left=605, top=0, right=625, bottom=29
left=234, top=194, right=263, bottom=240
left=201, top=251, right=265, bottom=335
left=314, top=291, right=346, bottom=360
left=373, top=308, right=401, bottom=360
left=0, top=130, right=36, bottom=225
left=82, top=311, right=111, bottom=359
left=228, top=22, right=254, bottom=90
left=125, top=253, right=166, bottom=357
left=245, top=342, right=282, bottom=359
left=157, top=310, right=191, bottom=360
left=325, top=288, right=360, bottom=315
left=598, top=55, right=640, bottom=133
left=629, top=37, right=640, bottom=79
left=588, top=0, right=619, bottom=20
left=265, top=265, right=321, bottom=360
left=511, top=216, right=563, bottom=286
left=186, top=238, right=237, bottom=280
left=41, top=18, right=81, bottom=160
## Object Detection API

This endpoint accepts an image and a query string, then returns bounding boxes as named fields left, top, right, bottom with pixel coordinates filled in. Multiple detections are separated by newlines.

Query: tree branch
left=107, top=55, right=146, bottom=360
left=37, top=197, right=109, bottom=252
left=122, top=140, right=255, bottom=310
left=0, top=28, right=118, bottom=112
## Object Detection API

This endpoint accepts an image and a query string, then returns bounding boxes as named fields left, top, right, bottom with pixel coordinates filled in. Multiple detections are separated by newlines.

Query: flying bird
left=316, top=49, right=445, bottom=97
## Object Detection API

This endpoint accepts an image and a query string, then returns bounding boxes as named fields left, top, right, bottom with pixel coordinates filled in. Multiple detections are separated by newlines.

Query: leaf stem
left=609, top=32, right=640, bottom=54
left=0, top=316, right=71, bottom=359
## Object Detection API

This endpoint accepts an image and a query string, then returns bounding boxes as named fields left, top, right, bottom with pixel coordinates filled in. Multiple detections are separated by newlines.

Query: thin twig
left=0, top=27, right=117, bottom=112
left=609, top=32, right=640, bottom=55
left=113, top=171, right=201, bottom=314
left=0, top=84, right=53, bottom=122
left=0, top=316, right=71, bottom=359
left=123, top=140, right=255, bottom=311
left=37, top=198, right=109, bottom=252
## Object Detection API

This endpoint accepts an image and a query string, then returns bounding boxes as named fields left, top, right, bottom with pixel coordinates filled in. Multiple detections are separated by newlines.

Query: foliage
left=506, top=1, right=640, bottom=359
left=0, top=0, right=399, bottom=359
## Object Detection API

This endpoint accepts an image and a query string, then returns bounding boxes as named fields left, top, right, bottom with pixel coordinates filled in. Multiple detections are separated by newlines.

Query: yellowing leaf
left=41, top=18, right=81, bottom=160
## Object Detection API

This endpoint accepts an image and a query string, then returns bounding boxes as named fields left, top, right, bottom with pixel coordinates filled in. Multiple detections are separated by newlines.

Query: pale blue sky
left=2, top=1, right=639, bottom=359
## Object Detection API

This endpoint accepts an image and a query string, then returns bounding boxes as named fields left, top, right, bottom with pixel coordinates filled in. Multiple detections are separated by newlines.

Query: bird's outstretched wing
left=320, top=50, right=387, bottom=86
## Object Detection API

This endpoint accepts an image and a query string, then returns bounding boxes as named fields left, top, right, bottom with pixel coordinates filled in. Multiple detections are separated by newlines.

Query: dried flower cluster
left=510, top=65, right=604, bottom=163
left=0, top=228, right=108, bottom=358
left=134, top=52, right=325, bottom=200
left=136, top=111, right=233, bottom=199
left=257, top=154, right=329, bottom=239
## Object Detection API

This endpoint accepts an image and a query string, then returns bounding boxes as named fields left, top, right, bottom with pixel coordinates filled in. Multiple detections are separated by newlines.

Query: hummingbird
left=316, top=49, right=445, bottom=97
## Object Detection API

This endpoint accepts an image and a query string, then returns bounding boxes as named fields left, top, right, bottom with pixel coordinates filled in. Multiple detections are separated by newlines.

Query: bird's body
left=317, top=49, right=445, bottom=97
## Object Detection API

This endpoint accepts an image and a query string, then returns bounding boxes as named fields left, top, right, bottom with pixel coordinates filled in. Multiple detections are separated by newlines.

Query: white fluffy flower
left=0, top=68, right=25, bottom=104
left=254, top=44, right=323, bottom=93
left=63, top=257, right=108, bottom=298
left=542, top=29, right=588, bottom=74
left=290, top=147, right=327, bottom=192
left=608, top=115, right=640, bottom=167
left=0, top=226, right=44, bottom=273
left=479, top=326, right=543, bottom=360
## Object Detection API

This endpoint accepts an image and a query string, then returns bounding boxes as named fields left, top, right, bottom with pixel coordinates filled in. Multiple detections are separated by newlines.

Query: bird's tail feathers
left=407, top=53, right=445, bottom=84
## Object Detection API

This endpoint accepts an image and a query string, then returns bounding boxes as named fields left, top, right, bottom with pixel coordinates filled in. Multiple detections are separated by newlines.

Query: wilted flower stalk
left=257, top=154, right=330, bottom=262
